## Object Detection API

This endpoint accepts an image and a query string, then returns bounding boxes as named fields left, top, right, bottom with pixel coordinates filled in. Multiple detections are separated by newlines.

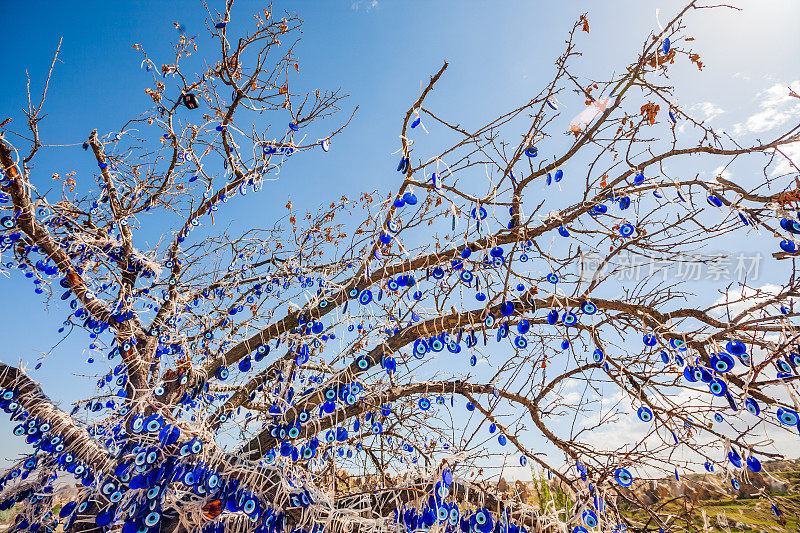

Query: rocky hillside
left=628, top=459, right=799, bottom=505
left=619, top=459, right=800, bottom=532
left=498, top=460, right=800, bottom=532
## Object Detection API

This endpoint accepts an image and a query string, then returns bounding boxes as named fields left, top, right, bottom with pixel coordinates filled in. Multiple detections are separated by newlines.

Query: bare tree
left=1, top=2, right=799, bottom=533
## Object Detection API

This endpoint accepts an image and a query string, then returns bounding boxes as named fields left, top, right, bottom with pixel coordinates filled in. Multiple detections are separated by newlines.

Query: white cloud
left=732, top=80, right=800, bottom=135
left=581, top=398, right=647, bottom=452
left=691, top=102, right=725, bottom=122
left=712, top=165, right=733, bottom=180
left=760, top=82, right=797, bottom=109
left=712, top=283, right=784, bottom=319
left=734, top=107, right=793, bottom=135
left=562, top=378, right=580, bottom=391
left=771, top=142, right=800, bottom=176
left=562, top=391, right=581, bottom=404
left=600, top=389, right=624, bottom=407
left=351, top=0, right=379, bottom=10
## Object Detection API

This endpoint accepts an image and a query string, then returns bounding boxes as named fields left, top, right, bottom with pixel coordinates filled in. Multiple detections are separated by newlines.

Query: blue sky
left=0, top=0, right=798, bottom=469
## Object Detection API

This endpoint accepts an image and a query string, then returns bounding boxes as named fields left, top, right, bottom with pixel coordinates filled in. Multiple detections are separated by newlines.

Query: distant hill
left=626, top=459, right=799, bottom=505
left=493, top=460, right=800, bottom=532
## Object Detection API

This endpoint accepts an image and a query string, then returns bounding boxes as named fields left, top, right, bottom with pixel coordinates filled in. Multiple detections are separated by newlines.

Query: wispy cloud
left=732, top=80, right=800, bottom=135
left=712, top=165, right=733, bottom=181
left=351, top=0, right=379, bottom=11
left=690, top=102, right=725, bottom=122
left=772, top=141, right=800, bottom=176
left=712, top=283, right=784, bottom=319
